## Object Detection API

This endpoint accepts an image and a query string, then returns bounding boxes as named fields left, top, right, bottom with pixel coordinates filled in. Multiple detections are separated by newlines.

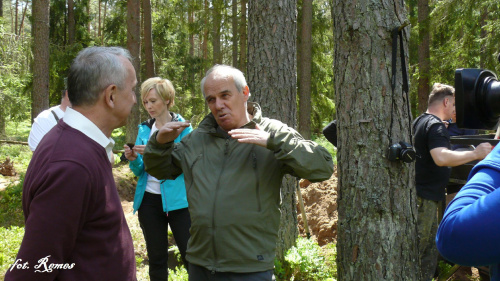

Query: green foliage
left=312, top=133, right=337, bottom=165
left=168, top=265, right=188, bottom=281
left=274, top=237, right=337, bottom=281
left=0, top=175, right=25, bottom=228
left=0, top=226, right=25, bottom=278
left=0, top=28, right=32, bottom=124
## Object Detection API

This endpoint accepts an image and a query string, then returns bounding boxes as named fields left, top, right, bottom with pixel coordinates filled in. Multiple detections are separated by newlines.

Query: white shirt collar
left=63, top=107, right=115, bottom=162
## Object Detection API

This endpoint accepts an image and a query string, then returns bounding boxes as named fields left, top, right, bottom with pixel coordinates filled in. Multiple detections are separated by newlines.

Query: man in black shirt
left=413, top=83, right=492, bottom=281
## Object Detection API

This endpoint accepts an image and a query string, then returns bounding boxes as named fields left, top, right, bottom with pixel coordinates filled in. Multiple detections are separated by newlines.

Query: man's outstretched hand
left=156, top=122, right=191, bottom=144
left=228, top=124, right=270, bottom=148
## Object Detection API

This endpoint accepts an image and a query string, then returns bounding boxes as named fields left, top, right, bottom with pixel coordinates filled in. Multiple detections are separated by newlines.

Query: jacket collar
left=199, top=102, right=262, bottom=138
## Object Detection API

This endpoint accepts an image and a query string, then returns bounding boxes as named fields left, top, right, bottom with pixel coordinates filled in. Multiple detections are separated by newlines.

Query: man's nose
left=215, top=98, right=224, bottom=110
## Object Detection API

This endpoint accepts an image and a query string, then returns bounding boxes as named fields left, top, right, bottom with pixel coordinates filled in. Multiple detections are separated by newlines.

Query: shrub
left=275, top=237, right=337, bottom=281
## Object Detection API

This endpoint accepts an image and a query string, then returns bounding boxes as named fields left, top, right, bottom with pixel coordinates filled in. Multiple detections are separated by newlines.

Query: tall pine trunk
left=333, top=0, right=419, bottom=279
left=231, top=0, right=238, bottom=67
left=32, top=0, right=50, bottom=122
left=143, top=0, right=155, bottom=79
left=298, top=0, right=312, bottom=140
left=238, top=0, right=247, bottom=74
left=417, top=0, right=430, bottom=113
left=247, top=0, right=298, bottom=260
left=68, top=0, right=75, bottom=45
left=126, top=0, right=141, bottom=143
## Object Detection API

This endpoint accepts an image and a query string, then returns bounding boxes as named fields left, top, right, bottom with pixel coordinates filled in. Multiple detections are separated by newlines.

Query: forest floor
left=0, top=160, right=484, bottom=280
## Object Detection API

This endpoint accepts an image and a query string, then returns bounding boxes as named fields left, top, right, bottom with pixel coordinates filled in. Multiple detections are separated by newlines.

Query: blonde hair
left=428, top=83, right=455, bottom=106
left=140, top=77, right=175, bottom=110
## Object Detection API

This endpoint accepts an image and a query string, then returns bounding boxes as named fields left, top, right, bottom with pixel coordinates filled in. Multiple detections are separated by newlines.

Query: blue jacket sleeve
left=436, top=146, right=500, bottom=266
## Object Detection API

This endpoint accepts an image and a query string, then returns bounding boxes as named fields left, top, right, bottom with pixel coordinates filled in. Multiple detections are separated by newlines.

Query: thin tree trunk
left=417, top=0, right=430, bottom=114
left=143, top=0, right=155, bottom=79
left=248, top=0, right=298, bottom=261
left=102, top=0, right=108, bottom=44
left=15, top=0, right=19, bottom=35
left=479, top=7, right=488, bottom=69
left=298, top=0, right=312, bottom=140
left=239, top=0, right=247, bottom=74
left=68, top=0, right=75, bottom=45
left=232, top=0, right=238, bottom=67
left=333, top=0, right=419, bottom=280
left=32, top=0, right=50, bottom=122
left=86, top=2, right=91, bottom=34
left=126, top=0, right=141, bottom=143
left=212, top=0, right=223, bottom=65
left=0, top=0, right=3, bottom=18
left=98, top=0, right=102, bottom=39
left=18, top=1, right=29, bottom=36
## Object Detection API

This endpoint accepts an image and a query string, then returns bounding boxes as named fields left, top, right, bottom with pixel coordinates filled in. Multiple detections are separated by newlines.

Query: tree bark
left=239, top=0, right=247, bottom=74
left=126, top=0, right=141, bottom=143
left=68, top=0, right=76, bottom=45
left=32, top=0, right=50, bottom=122
left=212, top=0, right=223, bottom=64
left=247, top=0, right=298, bottom=260
left=143, top=0, right=155, bottom=79
left=417, top=0, right=430, bottom=114
left=0, top=0, right=3, bottom=18
left=232, top=0, right=238, bottom=67
left=298, top=0, right=312, bottom=140
left=333, top=0, right=419, bottom=280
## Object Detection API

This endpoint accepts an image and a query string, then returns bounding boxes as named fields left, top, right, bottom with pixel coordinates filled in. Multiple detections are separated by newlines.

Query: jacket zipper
left=252, top=150, right=261, bottom=212
left=211, top=138, right=230, bottom=271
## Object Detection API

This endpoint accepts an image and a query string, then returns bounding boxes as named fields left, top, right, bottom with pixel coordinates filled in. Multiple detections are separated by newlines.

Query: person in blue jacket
left=436, top=145, right=500, bottom=280
left=123, top=77, right=193, bottom=281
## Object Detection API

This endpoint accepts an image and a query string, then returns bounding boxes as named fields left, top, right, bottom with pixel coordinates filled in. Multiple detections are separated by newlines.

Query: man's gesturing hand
left=156, top=122, right=191, bottom=144
left=228, top=124, right=270, bottom=147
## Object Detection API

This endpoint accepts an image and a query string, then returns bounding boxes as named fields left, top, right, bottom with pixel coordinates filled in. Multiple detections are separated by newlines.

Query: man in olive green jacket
left=143, top=65, right=334, bottom=280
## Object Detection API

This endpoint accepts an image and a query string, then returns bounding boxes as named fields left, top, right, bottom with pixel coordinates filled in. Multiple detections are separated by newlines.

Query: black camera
left=387, top=141, right=416, bottom=163
left=455, top=58, right=500, bottom=129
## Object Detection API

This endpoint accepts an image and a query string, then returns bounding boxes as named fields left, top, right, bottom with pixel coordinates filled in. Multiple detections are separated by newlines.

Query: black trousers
left=138, top=192, right=191, bottom=281
left=188, top=263, right=275, bottom=281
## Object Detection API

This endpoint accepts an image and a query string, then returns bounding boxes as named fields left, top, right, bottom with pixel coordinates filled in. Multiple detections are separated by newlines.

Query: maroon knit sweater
left=5, top=121, right=136, bottom=281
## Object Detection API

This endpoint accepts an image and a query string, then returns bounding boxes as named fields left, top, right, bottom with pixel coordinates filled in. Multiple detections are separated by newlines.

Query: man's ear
left=243, top=85, right=250, bottom=101
left=104, top=84, right=117, bottom=108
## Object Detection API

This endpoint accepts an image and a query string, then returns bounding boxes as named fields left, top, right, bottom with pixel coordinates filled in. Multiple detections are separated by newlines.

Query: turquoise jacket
left=130, top=113, right=193, bottom=213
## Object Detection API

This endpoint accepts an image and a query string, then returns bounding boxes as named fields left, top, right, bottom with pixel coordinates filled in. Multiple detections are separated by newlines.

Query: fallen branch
left=0, top=140, right=29, bottom=146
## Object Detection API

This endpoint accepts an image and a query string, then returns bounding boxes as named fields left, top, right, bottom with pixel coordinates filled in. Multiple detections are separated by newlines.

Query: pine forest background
left=1, top=0, right=500, bottom=141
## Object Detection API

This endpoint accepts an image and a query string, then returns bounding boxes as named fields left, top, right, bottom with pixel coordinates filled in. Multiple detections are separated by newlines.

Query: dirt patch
left=296, top=171, right=338, bottom=246
left=0, top=157, right=16, bottom=177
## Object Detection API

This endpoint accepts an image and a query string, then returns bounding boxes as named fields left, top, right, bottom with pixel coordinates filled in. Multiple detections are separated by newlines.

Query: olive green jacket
left=143, top=102, right=333, bottom=273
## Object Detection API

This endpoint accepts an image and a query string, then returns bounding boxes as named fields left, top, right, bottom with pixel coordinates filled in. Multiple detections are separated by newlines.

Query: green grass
left=5, top=120, right=31, bottom=142
left=0, top=226, right=25, bottom=279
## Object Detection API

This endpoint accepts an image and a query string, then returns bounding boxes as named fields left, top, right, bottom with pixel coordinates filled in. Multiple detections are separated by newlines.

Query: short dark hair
left=67, top=46, right=133, bottom=107
left=428, top=83, right=455, bottom=106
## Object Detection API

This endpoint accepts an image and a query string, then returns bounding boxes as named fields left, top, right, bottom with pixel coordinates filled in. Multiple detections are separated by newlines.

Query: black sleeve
left=322, top=120, right=337, bottom=147
left=428, top=123, right=451, bottom=150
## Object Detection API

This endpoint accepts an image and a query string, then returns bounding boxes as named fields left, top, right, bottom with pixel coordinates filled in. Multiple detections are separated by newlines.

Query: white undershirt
left=145, top=122, right=161, bottom=194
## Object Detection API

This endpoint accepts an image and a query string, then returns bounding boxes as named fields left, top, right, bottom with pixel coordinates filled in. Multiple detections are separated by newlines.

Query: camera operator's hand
left=474, top=142, right=493, bottom=160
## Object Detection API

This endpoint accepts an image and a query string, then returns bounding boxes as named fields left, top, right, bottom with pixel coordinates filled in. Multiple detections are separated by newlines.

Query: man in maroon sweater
left=5, top=46, right=138, bottom=280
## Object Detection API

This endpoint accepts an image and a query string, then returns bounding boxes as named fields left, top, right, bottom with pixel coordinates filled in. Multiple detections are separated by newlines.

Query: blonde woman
left=124, top=77, right=192, bottom=280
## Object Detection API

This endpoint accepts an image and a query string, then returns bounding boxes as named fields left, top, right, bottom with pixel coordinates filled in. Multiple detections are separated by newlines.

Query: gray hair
left=68, top=46, right=133, bottom=106
left=200, top=64, right=247, bottom=97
